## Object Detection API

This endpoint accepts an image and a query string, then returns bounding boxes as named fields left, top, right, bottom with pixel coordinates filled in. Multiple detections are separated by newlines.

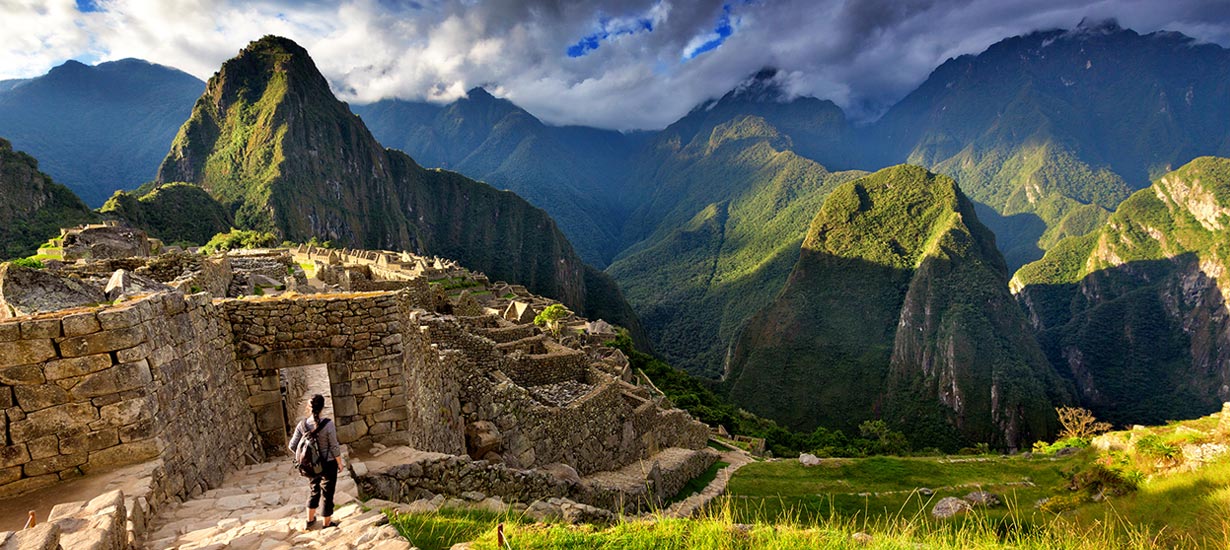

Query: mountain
left=99, top=183, right=233, bottom=246
left=353, top=93, right=647, bottom=266
left=0, top=137, right=94, bottom=259
left=1011, top=156, right=1230, bottom=426
left=606, top=77, right=861, bottom=376
left=154, top=35, right=642, bottom=334
left=867, top=19, right=1230, bottom=269
left=0, top=59, right=203, bottom=206
left=725, top=165, right=1069, bottom=449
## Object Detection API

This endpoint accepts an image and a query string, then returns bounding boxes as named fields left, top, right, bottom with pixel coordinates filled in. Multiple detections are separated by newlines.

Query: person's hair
left=308, top=394, right=325, bottom=422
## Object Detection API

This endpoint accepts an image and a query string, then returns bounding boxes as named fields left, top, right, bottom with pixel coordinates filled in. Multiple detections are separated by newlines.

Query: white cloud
left=1, top=0, right=1228, bottom=129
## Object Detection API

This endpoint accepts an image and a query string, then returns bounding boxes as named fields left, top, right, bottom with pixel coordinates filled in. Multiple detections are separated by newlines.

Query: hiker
left=289, top=394, right=343, bottom=530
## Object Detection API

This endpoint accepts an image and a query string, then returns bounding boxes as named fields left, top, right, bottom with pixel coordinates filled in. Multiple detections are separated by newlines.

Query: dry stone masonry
left=0, top=228, right=715, bottom=547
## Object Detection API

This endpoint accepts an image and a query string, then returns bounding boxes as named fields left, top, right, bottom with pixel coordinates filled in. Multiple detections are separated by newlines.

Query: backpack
left=294, top=418, right=331, bottom=478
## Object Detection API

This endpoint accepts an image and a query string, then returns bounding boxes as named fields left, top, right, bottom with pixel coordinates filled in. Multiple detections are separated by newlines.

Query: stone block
left=0, top=444, right=30, bottom=468
left=97, top=305, right=142, bottom=330
left=28, top=435, right=60, bottom=460
left=113, top=359, right=153, bottom=391
left=333, top=395, right=358, bottom=417
left=374, top=407, right=407, bottom=423
left=0, top=473, right=59, bottom=498
left=254, top=404, right=284, bottom=432
left=60, top=429, right=119, bottom=455
left=119, top=419, right=155, bottom=443
left=0, top=340, right=55, bottom=369
left=65, top=369, right=120, bottom=400
left=58, top=326, right=146, bottom=358
left=0, top=322, right=19, bottom=342
left=23, top=452, right=86, bottom=477
left=10, top=402, right=97, bottom=442
left=0, top=521, right=59, bottom=550
left=61, top=311, right=101, bottom=337
left=114, top=342, right=151, bottom=364
left=358, top=396, right=382, bottom=415
left=44, top=354, right=113, bottom=381
left=336, top=421, right=367, bottom=444
left=19, top=318, right=61, bottom=340
left=0, top=465, right=20, bottom=485
left=15, top=385, right=70, bottom=412
left=99, top=400, right=150, bottom=427
left=84, top=440, right=160, bottom=473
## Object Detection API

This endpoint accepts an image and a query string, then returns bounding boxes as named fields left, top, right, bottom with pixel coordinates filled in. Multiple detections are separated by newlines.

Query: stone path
left=664, top=447, right=755, bottom=518
left=143, top=362, right=412, bottom=550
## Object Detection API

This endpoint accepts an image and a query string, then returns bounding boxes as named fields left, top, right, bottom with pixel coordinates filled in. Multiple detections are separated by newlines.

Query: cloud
left=1, top=0, right=1229, bottom=129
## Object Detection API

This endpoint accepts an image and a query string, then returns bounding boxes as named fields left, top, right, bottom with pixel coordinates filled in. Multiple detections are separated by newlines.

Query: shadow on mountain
left=726, top=247, right=1066, bottom=451
left=1016, top=253, right=1230, bottom=427
left=972, top=201, right=1046, bottom=270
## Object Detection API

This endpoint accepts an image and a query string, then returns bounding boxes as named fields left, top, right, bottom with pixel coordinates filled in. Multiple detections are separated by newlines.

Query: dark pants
left=308, top=461, right=338, bottom=517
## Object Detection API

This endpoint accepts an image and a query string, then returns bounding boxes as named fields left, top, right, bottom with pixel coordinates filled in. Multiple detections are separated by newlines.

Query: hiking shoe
left=322, top=521, right=340, bottom=530
left=305, top=519, right=316, bottom=530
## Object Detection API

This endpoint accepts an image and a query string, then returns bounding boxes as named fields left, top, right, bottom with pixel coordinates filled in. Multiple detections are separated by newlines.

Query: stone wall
left=0, top=292, right=260, bottom=504
left=416, top=315, right=711, bottom=476
left=222, top=292, right=414, bottom=455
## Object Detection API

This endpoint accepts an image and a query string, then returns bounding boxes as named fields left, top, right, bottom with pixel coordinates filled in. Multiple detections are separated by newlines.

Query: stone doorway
left=278, top=363, right=333, bottom=445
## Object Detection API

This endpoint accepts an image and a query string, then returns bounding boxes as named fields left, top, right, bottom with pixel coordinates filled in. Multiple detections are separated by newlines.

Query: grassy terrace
left=722, top=454, right=1074, bottom=525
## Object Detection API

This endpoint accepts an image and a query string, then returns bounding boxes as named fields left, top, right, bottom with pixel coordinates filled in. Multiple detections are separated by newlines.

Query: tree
left=1056, top=407, right=1112, bottom=440
left=533, top=304, right=571, bottom=336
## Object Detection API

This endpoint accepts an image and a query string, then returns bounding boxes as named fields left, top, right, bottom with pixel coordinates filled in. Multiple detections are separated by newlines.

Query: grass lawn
left=723, top=454, right=1078, bottom=525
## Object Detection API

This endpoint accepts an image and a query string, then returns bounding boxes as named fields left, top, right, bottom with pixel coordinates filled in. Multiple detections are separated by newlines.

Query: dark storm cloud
left=2, top=0, right=1228, bottom=129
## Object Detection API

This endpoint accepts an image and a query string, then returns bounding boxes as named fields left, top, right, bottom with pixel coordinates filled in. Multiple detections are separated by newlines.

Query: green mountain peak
left=725, top=165, right=1069, bottom=449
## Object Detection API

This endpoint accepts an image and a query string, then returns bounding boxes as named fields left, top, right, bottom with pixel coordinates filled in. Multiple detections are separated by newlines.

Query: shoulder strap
left=308, top=417, right=330, bottom=436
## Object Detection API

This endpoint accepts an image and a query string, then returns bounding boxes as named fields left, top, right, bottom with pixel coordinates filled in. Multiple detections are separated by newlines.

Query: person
left=288, top=394, right=343, bottom=530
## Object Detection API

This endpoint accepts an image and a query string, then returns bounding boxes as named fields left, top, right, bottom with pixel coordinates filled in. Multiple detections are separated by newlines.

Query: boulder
left=931, top=496, right=971, bottom=519
left=539, top=463, right=581, bottom=486
left=964, top=491, right=1001, bottom=507
left=465, top=421, right=501, bottom=459
left=798, top=453, right=822, bottom=466
left=104, top=269, right=170, bottom=301
left=61, top=224, right=151, bottom=260
left=0, top=263, right=104, bottom=318
left=560, top=500, right=615, bottom=525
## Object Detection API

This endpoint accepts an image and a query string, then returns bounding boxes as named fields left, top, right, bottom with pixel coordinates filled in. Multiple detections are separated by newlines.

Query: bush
left=9, top=258, right=44, bottom=269
left=201, top=229, right=279, bottom=254
left=533, top=304, right=571, bottom=336
left=1056, top=406, right=1112, bottom=440
left=1134, top=434, right=1180, bottom=460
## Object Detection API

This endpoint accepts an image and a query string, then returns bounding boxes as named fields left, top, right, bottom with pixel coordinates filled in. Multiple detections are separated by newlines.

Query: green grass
left=386, top=508, right=519, bottom=550
left=723, top=454, right=1077, bottom=525
left=666, top=461, right=730, bottom=505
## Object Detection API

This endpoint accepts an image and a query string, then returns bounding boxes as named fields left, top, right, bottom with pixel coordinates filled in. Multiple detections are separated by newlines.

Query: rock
left=0, top=521, right=60, bottom=549
left=0, top=263, right=104, bottom=319
left=525, top=499, right=562, bottom=522
left=917, top=487, right=933, bottom=496
left=472, top=497, right=509, bottom=515
left=964, top=491, right=1001, bottom=507
left=460, top=491, right=486, bottom=502
left=465, top=421, right=501, bottom=459
left=931, top=496, right=972, bottom=519
left=1055, top=446, right=1081, bottom=457
left=851, top=532, right=873, bottom=545
left=60, top=224, right=152, bottom=260
left=538, top=462, right=581, bottom=485
left=104, top=269, right=170, bottom=301
left=560, top=500, right=615, bottom=525
left=798, top=453, right=822, bottom=466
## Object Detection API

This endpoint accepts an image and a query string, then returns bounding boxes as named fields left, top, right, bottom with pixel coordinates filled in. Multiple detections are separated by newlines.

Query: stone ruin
left=0, top=234, right=716, bottom=547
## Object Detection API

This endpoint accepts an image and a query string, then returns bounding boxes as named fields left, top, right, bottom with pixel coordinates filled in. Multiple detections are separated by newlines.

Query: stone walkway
left=664, top=447, right=755, bottom=518
left=143, top=362, right=412, bottom=549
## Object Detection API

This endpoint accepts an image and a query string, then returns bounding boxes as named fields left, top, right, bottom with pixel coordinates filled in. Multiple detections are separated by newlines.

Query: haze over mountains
left=3, top=20, right=1230, bottom=448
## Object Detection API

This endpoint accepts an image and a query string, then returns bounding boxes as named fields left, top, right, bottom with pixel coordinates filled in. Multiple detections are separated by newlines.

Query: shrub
left=201, top=229, right=279, bottom=254
left=9, top=258, right=44, bottom=269
left=533, top=304, right=571, bottom=336
left=1056, top=407, right=1112, bottom=440
left=1134, top=434, right=1180, bottom=460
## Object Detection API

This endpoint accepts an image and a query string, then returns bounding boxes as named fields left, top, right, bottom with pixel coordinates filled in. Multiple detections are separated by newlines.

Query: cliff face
left=1013, top=157, right=1230, bottom=425
left=155, top=36, right=641, bottom=333
left=0, top=137, right=93, bottom=259
left=726, top=165, right=1068, bottom=449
